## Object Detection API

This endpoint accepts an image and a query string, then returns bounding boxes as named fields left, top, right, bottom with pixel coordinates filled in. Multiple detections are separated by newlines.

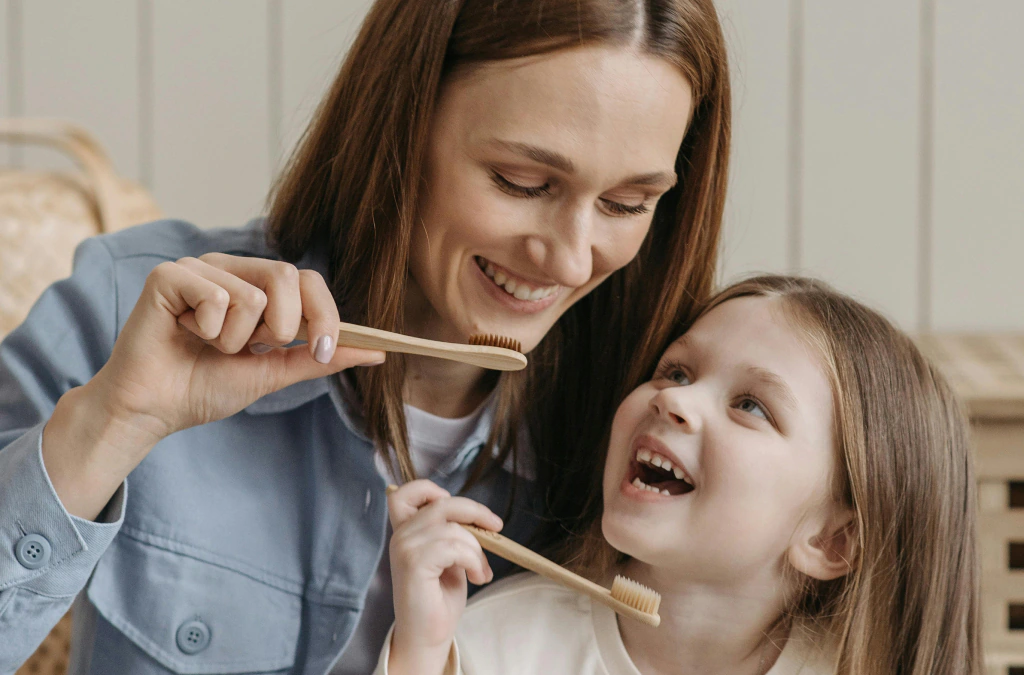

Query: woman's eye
left=600, top=198, right=650, bottom=217
left=737, top=398, right=768, bottom=420
left=491, top=171, right=550, bottom=198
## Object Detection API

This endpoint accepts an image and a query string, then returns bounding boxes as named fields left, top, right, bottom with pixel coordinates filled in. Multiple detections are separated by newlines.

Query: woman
left=0, top=1, right=729, bottom=673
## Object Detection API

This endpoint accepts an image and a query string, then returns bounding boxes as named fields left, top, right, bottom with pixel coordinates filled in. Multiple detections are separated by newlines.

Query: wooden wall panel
left=20, top=0, right=139, bottom=179
left=800, top=0, right=921, bottom=329
left=151, top=0, right=270, bottom=229
left=278, top=0, right=372, bottom=174
left=932, top=2, right=1024, bottom=330
left=715, top=0, right=791, bottom=284
left=1, top=0, right=15, bottom=167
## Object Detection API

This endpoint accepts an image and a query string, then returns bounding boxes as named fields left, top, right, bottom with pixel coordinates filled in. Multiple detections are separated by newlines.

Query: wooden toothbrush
left=295, top=320, right=526, bottom=371
left=385, top=486, right=662, bottom=627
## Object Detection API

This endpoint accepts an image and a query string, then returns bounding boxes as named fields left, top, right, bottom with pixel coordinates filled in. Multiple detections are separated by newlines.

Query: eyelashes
left=489, top=170, right=651, bottom=216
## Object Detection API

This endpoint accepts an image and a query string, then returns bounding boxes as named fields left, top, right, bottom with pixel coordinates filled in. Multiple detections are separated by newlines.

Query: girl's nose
left=651, top=389, right=701, bottom=433
left=525, top=204, right=594, bottom=288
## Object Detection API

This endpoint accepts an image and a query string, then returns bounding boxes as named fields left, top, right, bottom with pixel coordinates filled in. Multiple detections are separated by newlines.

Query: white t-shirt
left=331, top=402, right=489, bottom=675
left=373, top=573, right=837, bottom=675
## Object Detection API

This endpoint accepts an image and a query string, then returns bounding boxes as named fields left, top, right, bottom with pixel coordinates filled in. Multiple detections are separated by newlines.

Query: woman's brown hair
left=699, top=276, right=981, bottom=673
left=266, top=0, right=730, bottom=547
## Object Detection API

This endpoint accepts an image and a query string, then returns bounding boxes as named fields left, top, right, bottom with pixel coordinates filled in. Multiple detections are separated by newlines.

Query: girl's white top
left=373, top=573, right=836, bottom=675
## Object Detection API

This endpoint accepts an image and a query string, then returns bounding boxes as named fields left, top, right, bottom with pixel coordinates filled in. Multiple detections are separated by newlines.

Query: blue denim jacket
left=0, top=220, right=538, bottom=675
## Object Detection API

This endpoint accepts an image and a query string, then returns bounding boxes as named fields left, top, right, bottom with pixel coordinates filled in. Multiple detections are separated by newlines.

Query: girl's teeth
left=638, top=449, right=652, bottom=463
left=673, top=467, right=684, bottom=480
left=513, top=286, right=531, bottom=300
left=494, top=271, right=507, bottom=285
left=661, top=489, right=670, bottom=496
left=652, top=456, right=663, bottom=468
left=528, top=288, right=546, bottom=301
left=486, top=263, right=496, bottom=277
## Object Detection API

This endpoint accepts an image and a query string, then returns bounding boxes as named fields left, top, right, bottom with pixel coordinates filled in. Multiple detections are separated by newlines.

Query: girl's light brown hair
left=266, top=0, right=730, bottom=547
left=697, top=276, right=981, bottom=674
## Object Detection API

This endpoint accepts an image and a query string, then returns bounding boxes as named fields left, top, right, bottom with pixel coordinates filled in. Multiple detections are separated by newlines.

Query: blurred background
left=0, top=0, right=1021, bottom=334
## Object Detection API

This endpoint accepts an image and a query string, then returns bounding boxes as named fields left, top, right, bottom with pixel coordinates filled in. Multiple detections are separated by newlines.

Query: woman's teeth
left=479, top=258, right=558, bottom=301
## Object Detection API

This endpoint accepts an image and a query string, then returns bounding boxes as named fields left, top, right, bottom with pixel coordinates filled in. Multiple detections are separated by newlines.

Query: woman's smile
left=473, top=256, right=561, bottom=314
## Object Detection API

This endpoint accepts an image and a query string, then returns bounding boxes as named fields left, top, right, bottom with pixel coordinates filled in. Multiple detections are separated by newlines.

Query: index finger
left=387, top=480, right=450, bottom=529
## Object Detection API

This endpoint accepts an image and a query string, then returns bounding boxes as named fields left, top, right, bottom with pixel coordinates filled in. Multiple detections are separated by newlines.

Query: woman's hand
left=42, top=253, right=385, bottom=520
left=387, top=480, right=503, bottom=675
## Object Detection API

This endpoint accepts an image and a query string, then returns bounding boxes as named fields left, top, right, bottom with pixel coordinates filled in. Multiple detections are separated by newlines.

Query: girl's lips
left=472, top=257, right=561, bottom=314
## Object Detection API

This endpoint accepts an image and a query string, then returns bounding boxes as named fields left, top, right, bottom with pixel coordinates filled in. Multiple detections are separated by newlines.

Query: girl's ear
left=788, top=507, right=858, bottom=581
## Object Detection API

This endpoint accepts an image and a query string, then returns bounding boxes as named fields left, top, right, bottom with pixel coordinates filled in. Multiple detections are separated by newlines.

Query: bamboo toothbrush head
left=469, top=333, right=522, bottom=353
left=611, top=575, right=662, bottom=623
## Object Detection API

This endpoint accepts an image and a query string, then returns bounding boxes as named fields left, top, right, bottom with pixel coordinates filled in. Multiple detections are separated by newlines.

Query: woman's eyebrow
left=489, top=139, right=677, bottom=189
left=747, top=366, right=798, bottom=414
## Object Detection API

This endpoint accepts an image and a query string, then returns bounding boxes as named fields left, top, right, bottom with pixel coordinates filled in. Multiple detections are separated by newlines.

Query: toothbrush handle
left=461, top=525, right=659, bottom=627
left=295, top=320, right=526, bottom=371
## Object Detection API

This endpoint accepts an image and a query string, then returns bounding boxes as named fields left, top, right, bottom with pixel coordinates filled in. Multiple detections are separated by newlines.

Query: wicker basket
left=1, top=119, right=161, bottom=675
left=917, top=334, right=1024, bottom=675
left=0, top=118, right=162, bottom=338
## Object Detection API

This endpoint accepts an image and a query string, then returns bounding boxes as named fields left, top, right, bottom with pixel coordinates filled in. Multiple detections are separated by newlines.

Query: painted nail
left=249, top=343, right=273, bottom=355
left=314, top=335, right=334, bottom=364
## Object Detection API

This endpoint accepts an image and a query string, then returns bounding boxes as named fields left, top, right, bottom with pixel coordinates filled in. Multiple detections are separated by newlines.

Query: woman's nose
left=525, top=204, right=594, bottom=288
left=651, top=389, right=701, bottom=433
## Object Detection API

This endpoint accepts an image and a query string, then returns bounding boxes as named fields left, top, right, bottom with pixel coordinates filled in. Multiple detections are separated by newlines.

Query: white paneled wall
left=1, top=0, right=1021, bottom=331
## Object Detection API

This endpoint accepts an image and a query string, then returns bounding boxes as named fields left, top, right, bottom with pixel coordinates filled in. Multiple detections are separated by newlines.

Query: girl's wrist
left=388, top=629, right=454, bottom=675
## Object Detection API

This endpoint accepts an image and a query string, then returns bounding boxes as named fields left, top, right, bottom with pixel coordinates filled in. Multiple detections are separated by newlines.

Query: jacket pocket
left=87, top=534, right=302, bottom=674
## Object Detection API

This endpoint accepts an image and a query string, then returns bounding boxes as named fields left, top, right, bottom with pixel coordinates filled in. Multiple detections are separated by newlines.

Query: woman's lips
left=473, top=256, right=561, bottom=314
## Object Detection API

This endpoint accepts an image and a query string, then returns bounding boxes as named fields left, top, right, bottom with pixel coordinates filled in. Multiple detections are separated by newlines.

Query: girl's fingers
left=147, top=260, right=232, bottom=341
left=409, top=496, right=504, bottom=534
left=388, top=480, right=451, bottom=528
left=393, top=524, right=493, bottom=586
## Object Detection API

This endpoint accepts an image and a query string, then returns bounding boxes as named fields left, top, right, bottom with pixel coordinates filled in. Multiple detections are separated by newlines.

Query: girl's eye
left=491, top=171, right=550, bottom=198
left=600, top=198, right=650, bottom=217
left=736, top=397, right=769, bottom=421
left=656, top=362, right=691, bottom=386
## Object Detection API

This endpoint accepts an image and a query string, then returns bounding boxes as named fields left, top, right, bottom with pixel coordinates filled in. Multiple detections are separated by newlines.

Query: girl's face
left=602, top=296, right=840, bottom=583
left=407, top=45, right=693, bottom=351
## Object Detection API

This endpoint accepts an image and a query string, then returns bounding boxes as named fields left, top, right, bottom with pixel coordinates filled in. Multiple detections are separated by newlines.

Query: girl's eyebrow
left=488, top=139, right=678, bottom=190
left=746, top=366, right=798, bottom=414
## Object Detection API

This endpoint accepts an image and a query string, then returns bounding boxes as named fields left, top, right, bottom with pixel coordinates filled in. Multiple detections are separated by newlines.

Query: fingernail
left=314, top=335, right=334, bottom=364
left=249, top=343, right=273, bottom=355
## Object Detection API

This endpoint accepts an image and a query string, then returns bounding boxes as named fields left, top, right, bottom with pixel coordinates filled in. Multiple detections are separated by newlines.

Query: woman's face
left=407, top=45, right=693, bottom=352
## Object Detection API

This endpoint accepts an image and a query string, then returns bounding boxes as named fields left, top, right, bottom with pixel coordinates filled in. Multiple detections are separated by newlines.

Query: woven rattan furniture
left=2, top=119, right=161, bottom=675
left=918, top=334, right=1024, bottom=675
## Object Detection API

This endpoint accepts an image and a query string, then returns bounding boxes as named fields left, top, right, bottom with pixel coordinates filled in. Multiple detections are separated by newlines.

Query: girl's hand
left=42, top=253, right=385, bottom=520
left=387, top=480, right=503, bottom=675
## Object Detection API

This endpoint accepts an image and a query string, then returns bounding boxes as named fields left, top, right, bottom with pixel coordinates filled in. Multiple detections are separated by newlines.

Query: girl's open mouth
left=626, top=446, right=695, bottom=497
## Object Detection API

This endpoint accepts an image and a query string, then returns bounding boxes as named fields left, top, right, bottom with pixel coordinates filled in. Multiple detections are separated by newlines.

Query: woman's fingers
left=297, top=269, right=341, bottom=363
left=174, top=257, right=269, bottom=353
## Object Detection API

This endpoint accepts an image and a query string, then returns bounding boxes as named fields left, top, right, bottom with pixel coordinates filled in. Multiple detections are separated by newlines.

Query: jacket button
left=176, top=620, right=211, bottom=654
left=14, top=534, right=51, bottom=570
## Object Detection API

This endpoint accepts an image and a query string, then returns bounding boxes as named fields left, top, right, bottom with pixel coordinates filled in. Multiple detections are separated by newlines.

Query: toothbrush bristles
left=611, top=575, right=662, bottom=616
left=469, top=334, right=522, bottom=353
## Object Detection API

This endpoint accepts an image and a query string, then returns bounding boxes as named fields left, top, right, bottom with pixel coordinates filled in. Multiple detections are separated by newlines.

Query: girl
left=0, top=1, right=729, bottom=672
left=383, top=275, right=981, bottom=675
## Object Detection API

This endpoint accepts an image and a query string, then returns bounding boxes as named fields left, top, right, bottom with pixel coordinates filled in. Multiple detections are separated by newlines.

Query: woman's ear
left=788, top=507, right=858, bottom=581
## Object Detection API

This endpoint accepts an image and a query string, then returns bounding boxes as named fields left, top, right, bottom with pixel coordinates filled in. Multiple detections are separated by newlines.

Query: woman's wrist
left=42, top=382, right=164, bottom=521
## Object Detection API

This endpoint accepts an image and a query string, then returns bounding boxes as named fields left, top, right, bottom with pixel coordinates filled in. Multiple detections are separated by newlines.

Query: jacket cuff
left=0, top=423, right=126, bottom=596
left=374, top=625, right=461, bottom=675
